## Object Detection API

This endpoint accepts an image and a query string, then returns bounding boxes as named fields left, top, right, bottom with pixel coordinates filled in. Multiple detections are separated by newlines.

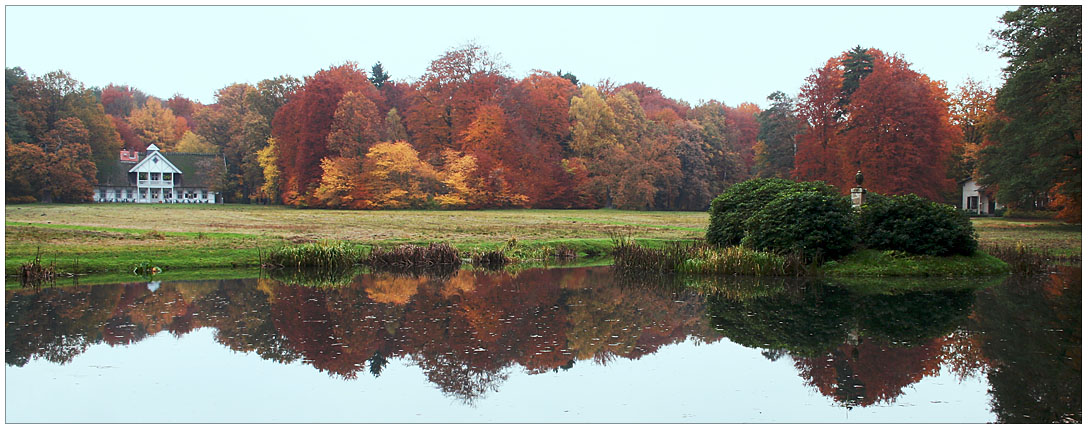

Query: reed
left=17, top=249, right=56, bottom=287
left=550, top=244, right=578, bottom=261
left=982, top=242, right=1075, bottom=275
left=611, top=238, right=809, bottom=276
left=471, top=249, right=510, bottom=270
left=264, top=241, right=365, bottom=270
left=364, top=243, right=461, bottom=270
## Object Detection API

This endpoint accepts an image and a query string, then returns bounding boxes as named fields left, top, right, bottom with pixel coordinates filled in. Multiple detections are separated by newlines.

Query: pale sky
left=5, top=5, right=1016, bottom=108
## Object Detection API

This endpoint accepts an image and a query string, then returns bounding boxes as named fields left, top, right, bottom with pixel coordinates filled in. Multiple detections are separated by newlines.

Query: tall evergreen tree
left=755, top=91, right=801, bottom=178
left=370, top=62, right=391, bottom=89
left=979, top=6, right=1081, bottom=214
left=838, top=45, right=874, bottom=117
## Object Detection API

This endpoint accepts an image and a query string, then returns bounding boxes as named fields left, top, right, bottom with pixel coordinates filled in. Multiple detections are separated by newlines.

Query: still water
left=5, top=266, right=1080, bottom=423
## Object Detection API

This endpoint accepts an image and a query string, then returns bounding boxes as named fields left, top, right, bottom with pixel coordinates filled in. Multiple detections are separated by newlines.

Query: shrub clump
left=707, top=178, right=837, bottom=247
left=857, top=194, right=977, bottom=256
left=742, top=191, right=857, bottom=262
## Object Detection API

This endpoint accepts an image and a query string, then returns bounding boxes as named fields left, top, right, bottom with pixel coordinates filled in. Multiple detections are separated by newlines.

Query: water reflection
left=5, top=266, right=1081, bottom=422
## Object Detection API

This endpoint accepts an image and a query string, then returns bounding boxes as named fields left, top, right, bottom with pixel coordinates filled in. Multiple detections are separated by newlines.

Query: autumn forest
left=5, top=7, right=1080, bottom=218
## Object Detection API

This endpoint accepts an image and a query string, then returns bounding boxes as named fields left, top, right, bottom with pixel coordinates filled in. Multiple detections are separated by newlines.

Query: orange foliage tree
left=406, top=43, right=510, bottom=160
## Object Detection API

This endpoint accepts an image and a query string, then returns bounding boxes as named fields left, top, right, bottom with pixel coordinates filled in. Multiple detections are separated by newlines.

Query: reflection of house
left=961, top=178, right=1003, bottom=215
left=94, top=144, right=221, bottom=204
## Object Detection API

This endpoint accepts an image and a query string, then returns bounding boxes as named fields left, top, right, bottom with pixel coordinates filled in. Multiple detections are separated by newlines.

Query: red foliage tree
left=842, top=53, right=956, bottom=199
left=793, top=49, right=956, bottom=199
left=271, top=63, right=383, bottom=205
left=793, top=57, right=845, bottom=185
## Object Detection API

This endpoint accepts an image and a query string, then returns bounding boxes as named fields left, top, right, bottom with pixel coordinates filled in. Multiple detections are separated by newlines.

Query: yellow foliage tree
left=128, top=98, right=178, bottom=149
left=175, top=131, right=218, bottom=153
left=362, top=141, right=436, bottom=209
left=314, top=156, right=366, bottom=208
left=256, top=138, right=280, bottom=203
left=434, top=150, right=485, bottom=208
left=568, top=85, right=619, bottom=156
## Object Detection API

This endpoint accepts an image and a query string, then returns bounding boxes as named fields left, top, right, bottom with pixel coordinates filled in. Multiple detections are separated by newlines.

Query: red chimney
left=120, top=150, right=139, bottom=162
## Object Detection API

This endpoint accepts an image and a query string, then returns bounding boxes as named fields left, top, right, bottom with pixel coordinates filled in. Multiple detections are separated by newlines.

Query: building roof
left=96, top=151, right=222, bottom=188
left=129, top=149, right=182, bottom=174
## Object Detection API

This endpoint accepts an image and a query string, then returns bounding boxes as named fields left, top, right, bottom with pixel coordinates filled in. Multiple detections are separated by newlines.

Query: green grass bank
left=5, top=204, right=1079, bottom=286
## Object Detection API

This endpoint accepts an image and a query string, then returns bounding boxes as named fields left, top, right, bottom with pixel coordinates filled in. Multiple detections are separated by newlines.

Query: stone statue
left=855, top=170, right=864, bottom=186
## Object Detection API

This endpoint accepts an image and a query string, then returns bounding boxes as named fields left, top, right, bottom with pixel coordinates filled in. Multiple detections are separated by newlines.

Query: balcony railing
left=137, top=180, right=174, bottom=187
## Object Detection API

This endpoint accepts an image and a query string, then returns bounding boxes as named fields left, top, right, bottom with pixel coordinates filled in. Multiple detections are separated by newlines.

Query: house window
left=151, top=172, right=160, bottom=181
left=151, top=189, right=159, bottom=199
left=122, top=189, right=129, bottom=199
left=139, top=172, right=148, bottom=181
left=163, top=173, right=172, bottom=181
left=140, top=189, right=147, bottom=198
left=967, top=196, right=979, bottom=210
left=202, top=191, right=208, bottom=200
left=107, top=190, right=115, bottom=199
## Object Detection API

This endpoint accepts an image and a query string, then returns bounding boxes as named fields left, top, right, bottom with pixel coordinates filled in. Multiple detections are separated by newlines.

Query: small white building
left=94, top=144, right=222, bottom=204
left=961, top=178, right=1003, bottom=215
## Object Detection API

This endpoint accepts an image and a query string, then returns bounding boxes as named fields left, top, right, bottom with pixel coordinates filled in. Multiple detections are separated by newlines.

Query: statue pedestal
left=851, top=187, right=866, bottom=208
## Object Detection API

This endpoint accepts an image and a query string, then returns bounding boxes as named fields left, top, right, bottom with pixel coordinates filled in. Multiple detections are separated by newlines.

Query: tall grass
left=611, top=238, right=809, bottom=276
left=263, top=241, right=365, bottom=270
left=982, top=242, right=1078, bottom=275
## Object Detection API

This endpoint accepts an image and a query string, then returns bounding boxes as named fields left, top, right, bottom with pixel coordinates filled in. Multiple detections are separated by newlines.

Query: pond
left=5, top=266, right=1080, bottom=423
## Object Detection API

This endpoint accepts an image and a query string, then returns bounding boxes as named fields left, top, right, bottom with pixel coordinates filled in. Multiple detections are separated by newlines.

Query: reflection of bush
left=705, top=279, right=980, bottom=356
left=857, top=289, right=977, bottom=346
left=705, top=282, right=855, bottom=357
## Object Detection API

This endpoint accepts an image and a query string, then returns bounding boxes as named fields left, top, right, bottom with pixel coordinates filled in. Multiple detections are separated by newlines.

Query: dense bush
left=857, top=194, right=977, bottom=256
left=742, top=191, right=857, bottom=261
left=706, top=178, right=837, bottom=247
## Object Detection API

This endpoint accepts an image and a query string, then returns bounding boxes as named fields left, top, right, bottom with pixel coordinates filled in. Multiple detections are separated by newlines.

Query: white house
left=961, top=178, right=1003, bottom=215
left=94, top=144, right=222, bottom=204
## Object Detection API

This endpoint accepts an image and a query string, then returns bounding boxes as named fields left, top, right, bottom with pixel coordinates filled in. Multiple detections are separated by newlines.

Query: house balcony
left=137, top=180, right=174, bottom=187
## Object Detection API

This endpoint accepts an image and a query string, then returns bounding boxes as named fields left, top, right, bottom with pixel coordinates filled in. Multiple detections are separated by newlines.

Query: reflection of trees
left=8, top=267, right=1081, bottom=419
left=6, top=266, right=719, bottom=404
left=705, top=280, right=978, bottom=408
left=794, top=339, right=944, bottom=408
left=970, top=268, right=1081, bottom=423
left=197, top=279, right=300, bottom=364
left=7, top=285, right=124, bottom=366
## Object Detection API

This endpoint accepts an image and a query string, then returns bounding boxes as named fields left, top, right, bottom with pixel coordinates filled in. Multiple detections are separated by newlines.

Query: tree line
left=6, top=6, right=1079, bottom=219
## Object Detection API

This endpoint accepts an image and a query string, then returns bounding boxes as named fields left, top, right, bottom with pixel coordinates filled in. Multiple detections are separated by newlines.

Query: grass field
left=4, top=203, right=1081, bottom=277
left=5, top=204, right=708, bottom=275
left=971, top=217, right=1082, bottom=257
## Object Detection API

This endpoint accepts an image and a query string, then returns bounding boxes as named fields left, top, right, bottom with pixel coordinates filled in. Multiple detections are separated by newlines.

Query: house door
left=988, top=200, right=996, bottom=215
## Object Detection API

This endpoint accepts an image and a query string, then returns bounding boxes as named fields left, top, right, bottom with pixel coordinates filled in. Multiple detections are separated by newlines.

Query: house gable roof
left=128, top=150, right=182, bottom=174
left=96, top=151, right=222, bottom=188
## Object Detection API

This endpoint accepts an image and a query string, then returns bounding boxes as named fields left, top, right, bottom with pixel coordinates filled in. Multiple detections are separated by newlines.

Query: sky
left=5, top=5, right=1016, bottom=108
